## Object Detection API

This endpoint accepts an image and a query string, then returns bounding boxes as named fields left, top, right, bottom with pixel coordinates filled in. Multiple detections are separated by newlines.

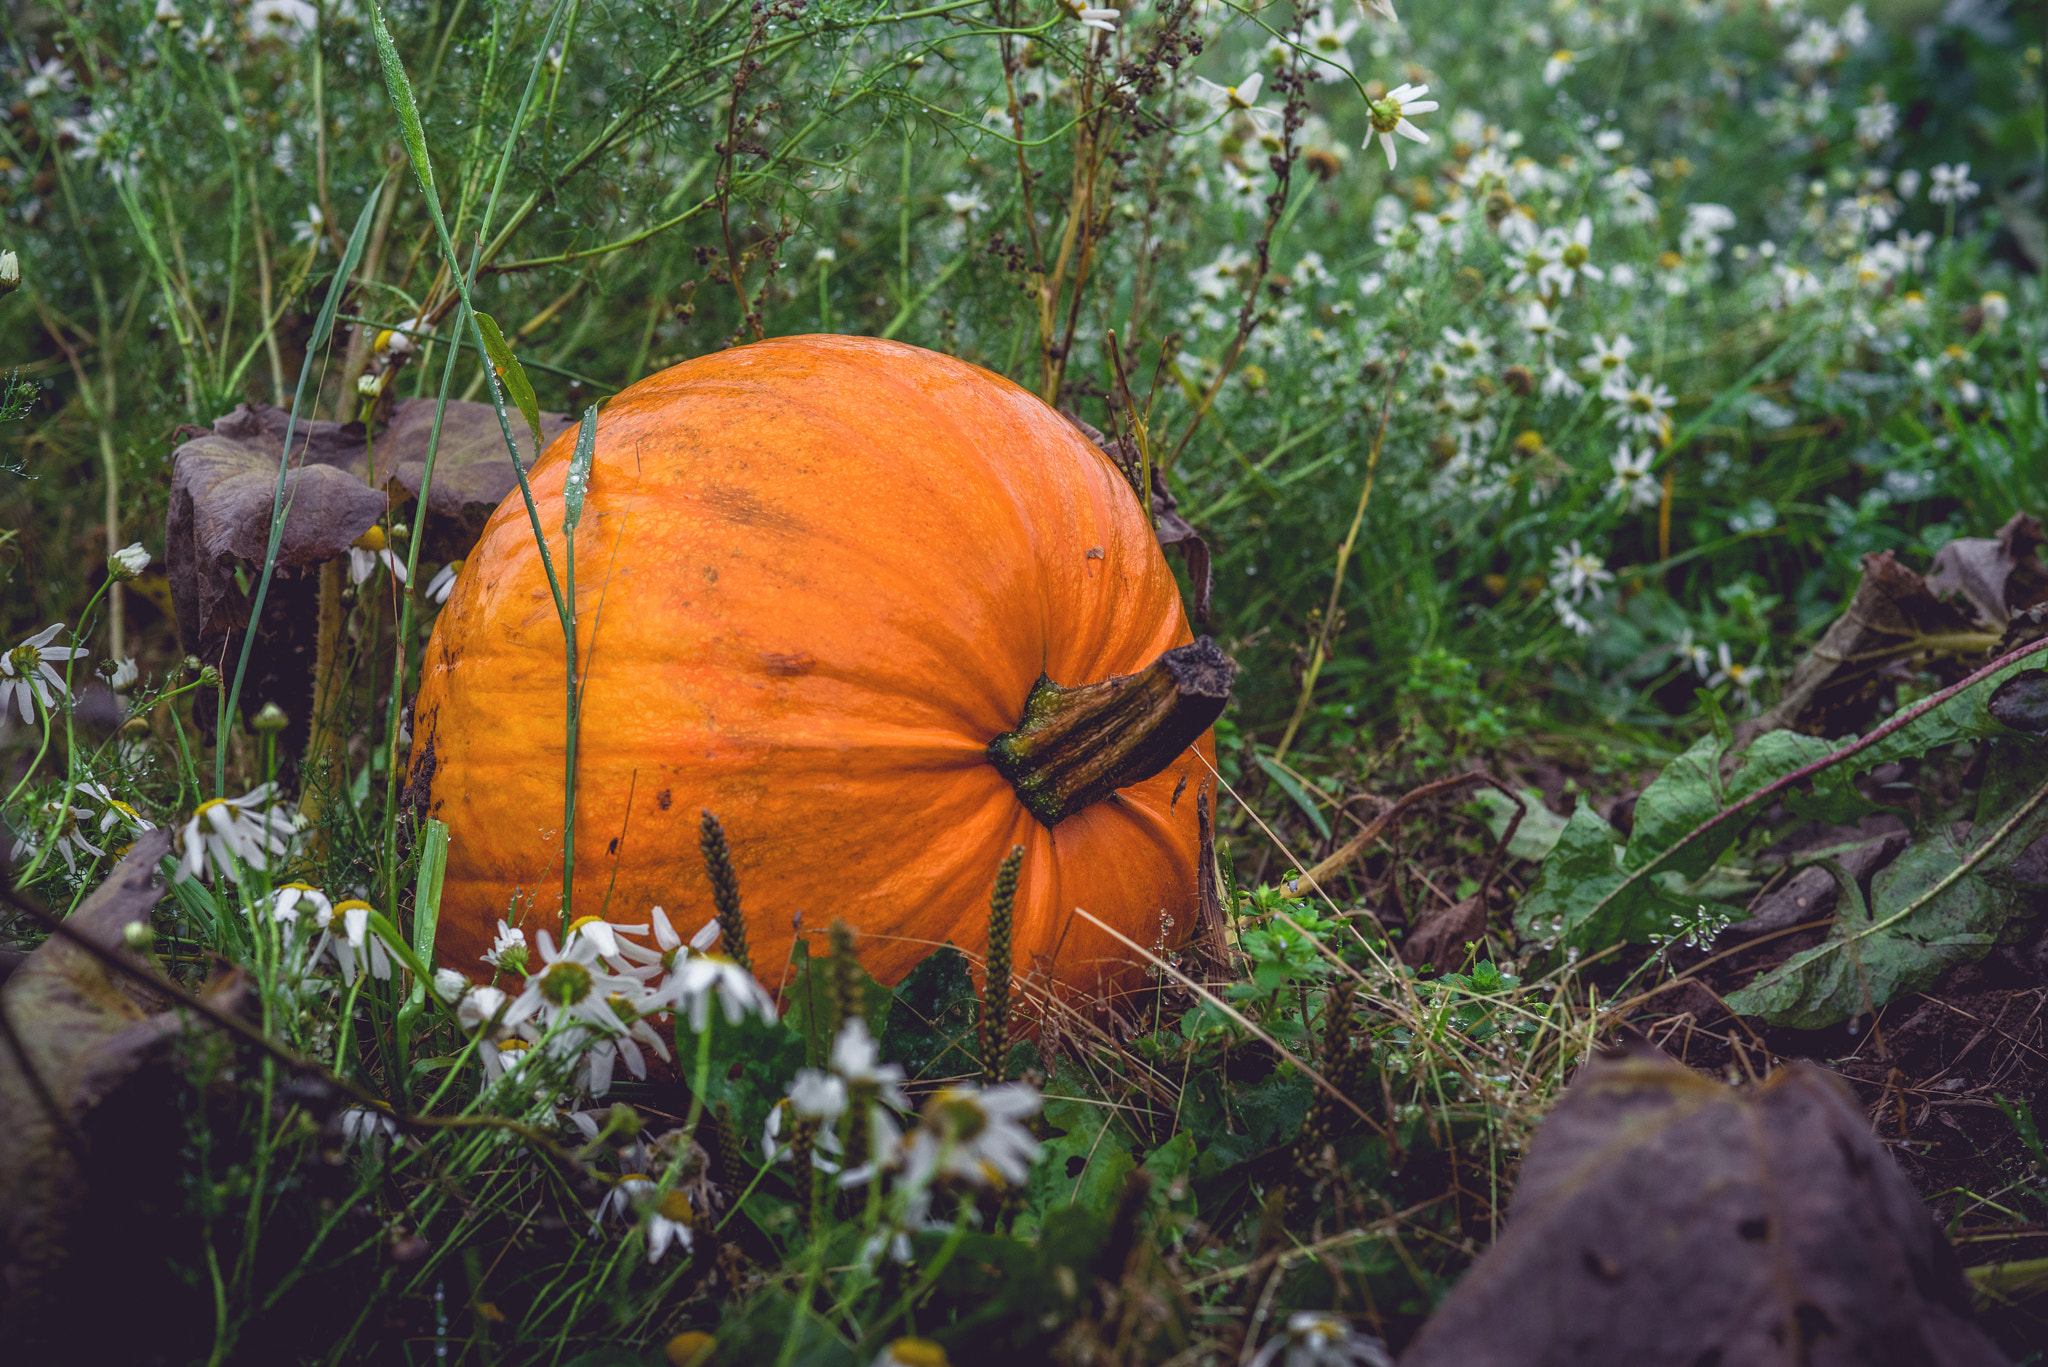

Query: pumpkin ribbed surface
left=414, top=335, right=1212, bottom=999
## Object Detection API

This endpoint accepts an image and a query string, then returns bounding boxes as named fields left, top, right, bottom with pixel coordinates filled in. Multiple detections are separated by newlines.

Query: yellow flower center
left=886, top=1341, right=950, bottom=1367
left=1561, top=243, right=1588, bottom=268
left=540, top=960, right=593, bottom=1005
left=352, top=526, right=388, bottom=553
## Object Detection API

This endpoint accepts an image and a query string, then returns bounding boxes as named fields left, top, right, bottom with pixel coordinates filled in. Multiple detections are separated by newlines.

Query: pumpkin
left=411, top=335, right=1229, bottom=1003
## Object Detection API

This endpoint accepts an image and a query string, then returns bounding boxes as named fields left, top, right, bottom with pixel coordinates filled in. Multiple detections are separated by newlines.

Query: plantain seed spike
left=827, top=918, right=862, bottom=1034
left=980, top=844, right=1024, bottom=1083
left=700, top=809, right=750, bottom=971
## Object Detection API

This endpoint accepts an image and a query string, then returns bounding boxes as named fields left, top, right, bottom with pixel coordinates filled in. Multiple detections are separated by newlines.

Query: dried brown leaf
left=165, top=399, right=569, bottom=741
left=0, top=832, right=246, bottom=1337
left=1401, top=1048, right=2010, bottom=1367
left=1737, top=549, right=1986, bottom=744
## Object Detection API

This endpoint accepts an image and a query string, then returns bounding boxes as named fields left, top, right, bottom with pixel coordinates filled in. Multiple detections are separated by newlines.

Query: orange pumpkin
left=411, top=335, right=1227, bottom=1004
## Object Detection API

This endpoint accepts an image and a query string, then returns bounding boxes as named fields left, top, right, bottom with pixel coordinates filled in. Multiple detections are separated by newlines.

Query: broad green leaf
left=1024, top=1090, right=1136, bottom=1226
left=1800, top=655, right=2045, bottom=818
left=1619, top=735, right=1725, bottom=876
left=1728, top=739, right=2048, bottom=1027
left=781, top=941, right=892, bottom=1070
left=476, top=312, right=545, bottom=460
left=1510, top=801, right=1627, bottom=946
left=1255, top=754, right=1331, bottom=841
left=879, top=945, right=980, bottom=1083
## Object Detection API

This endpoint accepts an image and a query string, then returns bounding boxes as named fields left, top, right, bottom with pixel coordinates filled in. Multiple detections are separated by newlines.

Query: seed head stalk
left=981, top=845, right=1023, bottom=1083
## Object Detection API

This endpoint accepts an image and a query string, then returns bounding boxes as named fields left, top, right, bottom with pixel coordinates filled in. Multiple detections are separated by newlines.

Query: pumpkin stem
left=989, top=637, right=1235, bottom=827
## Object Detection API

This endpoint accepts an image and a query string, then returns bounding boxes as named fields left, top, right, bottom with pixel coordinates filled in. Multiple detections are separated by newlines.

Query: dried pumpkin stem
left=988, top=637, right=1235, bottom=828
left=981, top=845, right=1022, bottom=1083
left=699, top=810, right=750, bottom=971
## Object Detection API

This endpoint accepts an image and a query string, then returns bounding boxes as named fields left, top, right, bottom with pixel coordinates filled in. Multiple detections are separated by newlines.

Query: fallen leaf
left=166, top=399, right=570, bottom=743
left=1926, top=512, right=2048, bottom=631
left=1401, top=1048, right=2010, bottom=1367
left=1727, top=738, right=2048, bottom=1028
left=1736, top=549, right=1987, bottom=745
left=0, top=831, right=247, bottom=1341
left=1400, top=896, right=1487, bottom=969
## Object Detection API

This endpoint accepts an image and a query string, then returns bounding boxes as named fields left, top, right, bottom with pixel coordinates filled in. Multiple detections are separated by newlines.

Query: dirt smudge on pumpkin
left=759, top=652, right=816, bottom=677
left=700, top=482, right=803, bottom=537
left=656, top=788, right=672, bottom=811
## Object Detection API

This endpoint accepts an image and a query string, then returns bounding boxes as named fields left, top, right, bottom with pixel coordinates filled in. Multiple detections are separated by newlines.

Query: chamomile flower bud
left=107, top=542, right=151, bottom=580
left=433, top=967, right=472, bottom=1004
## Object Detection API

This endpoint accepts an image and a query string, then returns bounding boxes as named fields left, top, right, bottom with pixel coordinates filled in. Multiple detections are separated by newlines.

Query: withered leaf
left=1400, top=896, right=1487, bottom=969
left=370, top=396, right=571, bottom=558
left=1401, top=1048, right=2009, bottom=1367
left=1926, top=512, right=2048, bottom=630
left=0, top=831, right=246, bottom=1341
left=1735, top=549, right=1986, bottom=744
left=166, top=399, right=569, bottom=743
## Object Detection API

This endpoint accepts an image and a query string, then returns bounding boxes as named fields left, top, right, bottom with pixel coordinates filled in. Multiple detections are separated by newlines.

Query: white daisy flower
left=9, top=797, right=105, bottom=875
left=458, top=985, right=510, bottom=1034
left=1193, top=71, right=1283, bottom=135
left=106, top=657, right=139, bottom=691
left=830, top=1017, right=911, bottom=1109
left=1248, top=1310, right=1395, bottom=1366
left=1299, top=8, right=1359, bottom=84
left=22, top=56, right=76, bottom=100
left=1058, top=0, right=1119, bottom=33
left=1854, top=98, right=1897, bottom=147
left=1579, top=334, right=1635, bottom=382
left=1540, top=364, right=1585, bottom=400
left=290, top=201, right=326, bottom=250
left=315, top=898, right=395, bottom=984
left=901, top=1083, right=1043, bottom=1190
left=337, top=1104, right=402, bottom=1148
left=596, top=1175, right=695, bottom=1263
left=347, top=526, right=407, bottom=585
left=108, top=542, right=151, bottom=580
left=481, top=919, right=529, bottom=975
left=761, top=1097, right=847, bottom=1171
left=175, top=784, right=295, bottom=882
left=1542, top=50, right=1576, bottom=86
left=563, top=914, right=653, bottom=968
left=1549, top=540, right=1614, bottom=603
left=1363, top=82, right=1438, bottom=170
left=1504, top=233, right=1562, bottom=294
left=270, top=882, right=332, bottom=928
left=1518, top=298, right=1567, bottom=349
left=2, top=623, right=87, bottom=724
left=1612, top=375, right=1676, bottom=440
left=506, top=928, right=638, bottom=1036
left=1538, top=217, right=1603, bottom=295
left=425, top=560, right=463, bottom=604
left=247, top=0, right=320, bottom=44
left=1672, top=629, right=1713, bottom=679
left=1927, top=163, right=1978, bottom=205
left=1707, top=643, right=1765, bottom=705
left=1606, top=444, right=1660, bottom=510
left=942, top=189, right=987, bottom=219
left=788, top=1067, right=849, bottom=1120
left=662, top=954, right=775, bottom=1031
